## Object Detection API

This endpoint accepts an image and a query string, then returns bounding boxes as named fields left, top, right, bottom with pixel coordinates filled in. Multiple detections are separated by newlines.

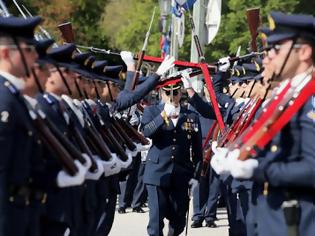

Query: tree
left=100, top=0, right=162, bottom=56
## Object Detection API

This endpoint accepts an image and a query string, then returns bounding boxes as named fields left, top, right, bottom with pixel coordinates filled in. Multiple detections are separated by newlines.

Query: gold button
left=270, top=145, right=278, bottom=153
left=41, top=193, right=47, bottom=204
left=263, top=182, right=269, bottom=196
left=28, top=131, right=33, bottom=136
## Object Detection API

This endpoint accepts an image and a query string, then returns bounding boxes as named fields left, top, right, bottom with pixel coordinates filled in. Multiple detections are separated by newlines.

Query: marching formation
left=0, top=1, right=314, bottom=236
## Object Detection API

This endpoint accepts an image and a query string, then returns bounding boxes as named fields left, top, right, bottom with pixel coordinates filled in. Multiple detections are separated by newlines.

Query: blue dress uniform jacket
left=142, top=104, right=203, bottom=187
left=250, top=96, right=315, bottom=236
left=0, top=76, right=39, bottom=235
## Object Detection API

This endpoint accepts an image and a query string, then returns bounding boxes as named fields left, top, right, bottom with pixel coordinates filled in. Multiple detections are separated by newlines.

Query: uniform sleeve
left=124, top=71, right=135, bottom=91
left=140, top=106, right=164, bottom=138
left=113, top=74, right=160, bottom=112
left=188, top=93, right=217, bottom=119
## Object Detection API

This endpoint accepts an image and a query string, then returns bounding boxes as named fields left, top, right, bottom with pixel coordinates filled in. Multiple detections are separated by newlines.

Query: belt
left=9, top=185, right=47, bottom=205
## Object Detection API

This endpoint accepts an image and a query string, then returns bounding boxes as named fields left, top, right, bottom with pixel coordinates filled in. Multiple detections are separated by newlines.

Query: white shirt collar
left=49, top=92, right=62, bottom=101
left=0, top=70, right=25, bottom=90
left=23, top=95, right=38, bottom=109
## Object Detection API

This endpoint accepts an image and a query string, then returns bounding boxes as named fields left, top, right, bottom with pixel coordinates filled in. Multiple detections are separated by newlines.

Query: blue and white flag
left=205, top=0, right=222, bottom=44
left=172, top=0, right=196, bottom=17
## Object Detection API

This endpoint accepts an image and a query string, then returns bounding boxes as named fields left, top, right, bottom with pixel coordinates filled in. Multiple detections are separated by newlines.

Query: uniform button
left=174, top=130, right=177, bottom=133
left=171, top=156, right=174, bottom=159
left=172, top=147, right=176, bottom=150
left=64, top=132, right=67, bottom=136
left=270, top=145, right=278, bottom=153
left=173, top=138, right=176, bottom=142
left=37, top=140, right=41, bottom=145
left=28, top=131, right=33, bottom=136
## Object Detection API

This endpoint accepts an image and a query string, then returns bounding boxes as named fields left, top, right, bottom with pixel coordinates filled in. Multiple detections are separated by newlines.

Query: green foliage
left=100, top=0, right=162, bottom=56
left=205, top=0, right=299, bottom=62
left=6, top=0, right=315, bottom=63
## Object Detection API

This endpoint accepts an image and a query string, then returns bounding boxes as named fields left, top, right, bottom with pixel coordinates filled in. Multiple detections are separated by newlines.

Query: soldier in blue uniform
left=141, top=81, right=202, bottom=236
left=0, top=16, right=44, bottom=236
left=213, top=11, right=315, bottom=236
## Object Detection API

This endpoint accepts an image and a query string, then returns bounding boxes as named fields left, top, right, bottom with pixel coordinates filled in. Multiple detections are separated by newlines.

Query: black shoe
left=191, top=220, right=203, bottom=228
left=205, top=221, right=217, bottom=228
left=118, top=207, right=126, bottom=214
left=132, top=207, right=145, bottom=213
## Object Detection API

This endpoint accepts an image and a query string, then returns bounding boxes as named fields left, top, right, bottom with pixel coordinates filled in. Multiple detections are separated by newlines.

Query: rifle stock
left=118, top=118, right=149, bottom=145
left=58, top=22, right=75, bottom=43
left=246, top=8, right=260, bottom=52
left=30, top=111, right=78, bottom=176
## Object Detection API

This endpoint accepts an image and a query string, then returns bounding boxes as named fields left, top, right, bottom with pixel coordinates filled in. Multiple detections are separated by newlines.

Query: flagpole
left=170, top=0, right=179, bottom=61
left=190, top=0, right=208, bottom=93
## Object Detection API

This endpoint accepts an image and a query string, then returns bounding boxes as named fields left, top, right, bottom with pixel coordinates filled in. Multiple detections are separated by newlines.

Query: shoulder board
left=43, top=94, right=54, bottom=105
left=4, top=80, right=19, bottom=95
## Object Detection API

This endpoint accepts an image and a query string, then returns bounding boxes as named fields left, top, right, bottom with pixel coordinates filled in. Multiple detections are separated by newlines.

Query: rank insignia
left=1, top=111, right=9, bottom=123
left=306, top=110, right=315, bottom=122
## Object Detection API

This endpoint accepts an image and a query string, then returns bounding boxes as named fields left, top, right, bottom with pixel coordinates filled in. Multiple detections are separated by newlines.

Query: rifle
left=130, top=7, right=156, bottom=90
left=236, top=76, right=315, bottom=161
left=96, top=113, right=129, bottom=161
left=58, top=22, right=75, bottom=44
left=111, top=117, right=137, bottom=151
left=185, top=2, right=205, bottom=62
left=22, top=100, right=78, bottom=176
left=246, top=8, right=260, bottom=52
left=117, top=118, right=150, bottom=145
left=69, top=121, right=98, bottom=172
left=200, top=122, right=219, bottom=177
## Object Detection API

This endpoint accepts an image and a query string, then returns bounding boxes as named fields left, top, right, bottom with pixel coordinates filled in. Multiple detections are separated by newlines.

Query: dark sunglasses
left=165, top=90, right=180, bottom=96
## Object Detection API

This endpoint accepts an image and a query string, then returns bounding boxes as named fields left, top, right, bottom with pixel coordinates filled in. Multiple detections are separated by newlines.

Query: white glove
left=188, top=178, right=199, bottom=196
left=103, top=153, right=122, bottom=177
left=57, top=160, right=87, bottom=188
left=141, top=150, right=148, bottom=162
left=120, top=51, right=135, bottom=65
left=229, top=149, right=259, bottom=179
left=156, top=55, right=175, bottom=76
left=81, top=153, right=92, bottom=170
left=181, top=71, right=192, bottom=89
left=85, top=158, right=105, bottom=180
left=164, top=103, right=177, bottom=117
left=120, top=150, right=133, bottom=169
left=128, top=144, right=139, bottom=157
left=210, top=147, right=230, bottom=175
left=135, top=140, right=152, bottom=152
left=211, top=141, right=218, bottom=153
left=218, top=56, right=231, bottom=72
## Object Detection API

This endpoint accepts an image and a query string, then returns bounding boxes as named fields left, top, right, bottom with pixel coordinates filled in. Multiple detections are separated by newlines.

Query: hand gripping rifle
left=246, top=8, right=260, bottom=52
left=235, top=76, right=315, bottom=161
left=130, top=7, right=156, bottom=90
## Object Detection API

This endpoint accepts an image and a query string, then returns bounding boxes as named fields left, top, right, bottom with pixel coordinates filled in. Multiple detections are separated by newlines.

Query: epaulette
left=4, top=80, right=19, bottom=95
left=43, top=94, right=54, bottom=105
